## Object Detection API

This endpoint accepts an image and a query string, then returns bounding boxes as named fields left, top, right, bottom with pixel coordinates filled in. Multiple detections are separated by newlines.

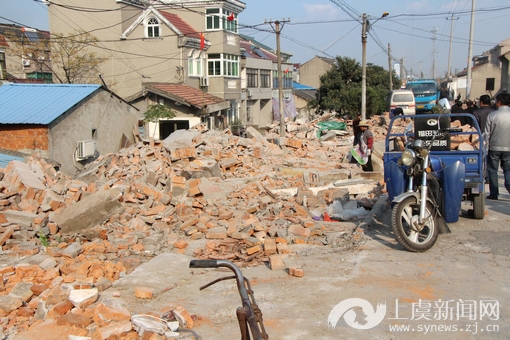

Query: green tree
left=366, top=64, right=402, bottom=115
left=143, top=104, right=176, bottom=138
left=312, top=56, right=401, bottom=118
left=312, top=57, right=361, bottom=117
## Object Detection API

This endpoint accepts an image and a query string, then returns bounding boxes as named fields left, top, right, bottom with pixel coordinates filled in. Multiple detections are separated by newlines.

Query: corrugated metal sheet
left=0, top=84, right=101, bottom=124
left=0, top=153, right=23, bottom=168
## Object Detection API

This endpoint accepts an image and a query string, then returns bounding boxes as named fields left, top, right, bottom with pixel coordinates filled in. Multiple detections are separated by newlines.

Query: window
left=223, top=54, right=238, bottom=76
left=206, top=8, right=237, bottom=33
left=146, top=17, right=160, bottom=38
left=0, top=52, right=5, bottom=80
left=260, top=69, right=270, bottom=88
left=247, top=68, right=258, bottom=88
left=207, top=53, right=239, bottom=77
left=246, top=106, right=251, bottom=122
left=273, top=70, right=293, bottom=88
left=188, top=50, right=203, bottom=77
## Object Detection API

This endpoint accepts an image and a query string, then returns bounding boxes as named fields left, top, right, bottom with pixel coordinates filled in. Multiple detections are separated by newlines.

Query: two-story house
left=451, top=38, right=510, bottom=100
left=47, top=0, right=246, bottom=137
left=239, top=34, right=295, bottom=130
left=0, top=23, right=52, bottom=83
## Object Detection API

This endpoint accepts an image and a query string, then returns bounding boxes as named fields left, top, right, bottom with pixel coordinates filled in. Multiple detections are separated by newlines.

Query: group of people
left=348, top=91, right=510, bottom=201
left=437, top=92, right=509, bottom=200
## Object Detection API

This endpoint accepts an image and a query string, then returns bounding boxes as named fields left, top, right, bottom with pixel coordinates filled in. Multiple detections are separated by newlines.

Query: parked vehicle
left=189, top=259, right=269, bottom=340
left=384, top=113, right=485, bottom=252
left=389, top=89, right=416, bottom=115
left=405, top=79, right=440, bottom=113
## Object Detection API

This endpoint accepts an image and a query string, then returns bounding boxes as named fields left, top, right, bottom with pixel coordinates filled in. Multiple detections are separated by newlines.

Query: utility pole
left=400, top=58, right=405, bottom=81
left=431, top=27, right=438, bottom=79
left=466, top=0, right=476, bottom=100
left=446, top=14, right=459, bottom=78
left=361, top=12, right=388, bottom=120
left=361, top=13, right=368, bottom=120
left=388, top=43, right=392, bottom=91
left=267, top=18, right=290, bottom=137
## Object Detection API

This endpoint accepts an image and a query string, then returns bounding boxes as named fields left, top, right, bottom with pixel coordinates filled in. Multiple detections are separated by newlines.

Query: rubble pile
left=0, top=117, right=386, bottom=339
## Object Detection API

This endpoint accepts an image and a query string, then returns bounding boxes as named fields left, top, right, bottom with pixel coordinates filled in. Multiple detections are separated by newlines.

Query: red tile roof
left=159, top=12, right=200, bottom=39
left=145, top=82, right=226, bottom=109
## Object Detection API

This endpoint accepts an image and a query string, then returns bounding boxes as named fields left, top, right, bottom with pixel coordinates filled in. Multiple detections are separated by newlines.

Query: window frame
left=146, top=17, right=160, bottom=38
left=246, top=68, right=258, bottom=88
left=207, top=53, right=239, bottom=77
left=260, top=69, right=271, bottom=88
left=206, top=8, right=238, bottom=33
left=188, top=50, right=204, bottom=77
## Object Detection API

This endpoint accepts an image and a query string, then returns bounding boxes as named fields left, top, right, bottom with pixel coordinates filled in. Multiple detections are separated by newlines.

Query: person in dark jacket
left=352, top=112, right=362, bottom=146
left=451, top=99, right=468, bottom=125
left=472, top=95, right=494, bottom=131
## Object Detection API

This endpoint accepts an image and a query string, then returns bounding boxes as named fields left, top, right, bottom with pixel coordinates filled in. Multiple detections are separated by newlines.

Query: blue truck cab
left=405, top=79, right=439, bottom=113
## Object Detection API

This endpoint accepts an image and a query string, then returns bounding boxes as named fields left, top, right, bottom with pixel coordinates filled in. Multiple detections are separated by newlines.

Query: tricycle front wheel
left=392, top=197, right=438, bottom=252
left=472, top=194, right=485, bottom=219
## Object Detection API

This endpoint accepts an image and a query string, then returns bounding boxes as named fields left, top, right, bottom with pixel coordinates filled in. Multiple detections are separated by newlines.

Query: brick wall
left=0, top=125, right=49, bottom=151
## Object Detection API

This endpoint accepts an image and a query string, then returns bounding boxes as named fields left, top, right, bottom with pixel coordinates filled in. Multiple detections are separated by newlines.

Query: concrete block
left=52, top=188, right=124, bottom=234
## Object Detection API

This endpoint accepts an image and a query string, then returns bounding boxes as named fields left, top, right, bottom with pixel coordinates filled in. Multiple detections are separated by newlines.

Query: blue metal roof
left=0, top=153, right=23, bottom=168
left=293, top=82, right=316, bottom=90
left=0, top=83, right=101, bottom=124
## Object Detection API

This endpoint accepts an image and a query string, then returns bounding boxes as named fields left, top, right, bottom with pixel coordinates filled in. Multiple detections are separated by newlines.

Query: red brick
left=173, top=239, right=188, bottom=249
left=56, top=313, right=92, bottom=327
left=134, top=287, right=153, bottom=299
left=51, top=300, right=74, bottom=316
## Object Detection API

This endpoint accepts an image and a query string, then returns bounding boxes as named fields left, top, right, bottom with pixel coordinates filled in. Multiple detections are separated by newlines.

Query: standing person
left=451, top=99, right=467, bottom=125
left=350, top=112, right=363, bottom=164
left=359, top=120, right=374, bottom=172
left=465, top=99, right=477, bottom=114
left=352, top=112, right=362, bottom=146
left=484, top=92, right=510, bottom=200
left=472, top=94, right=494, bottom=131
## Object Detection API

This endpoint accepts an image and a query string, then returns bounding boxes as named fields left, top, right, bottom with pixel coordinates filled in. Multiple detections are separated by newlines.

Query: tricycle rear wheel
left=472, top=194, right=485, bottom=219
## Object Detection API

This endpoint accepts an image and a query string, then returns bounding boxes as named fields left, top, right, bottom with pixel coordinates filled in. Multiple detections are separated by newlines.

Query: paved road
left=33, top=176, right=506, bottom=340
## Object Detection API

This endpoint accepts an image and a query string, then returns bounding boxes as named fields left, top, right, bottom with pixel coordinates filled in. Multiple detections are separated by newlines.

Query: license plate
left=417, top=105, right=424, bottom=109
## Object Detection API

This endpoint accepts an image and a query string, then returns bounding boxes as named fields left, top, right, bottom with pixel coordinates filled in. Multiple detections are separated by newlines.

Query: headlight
left=429, top=100, right=437, bottom=105
left=419, top=148, right=429, bottom=157
left=401, top=149, right=416, bottom=166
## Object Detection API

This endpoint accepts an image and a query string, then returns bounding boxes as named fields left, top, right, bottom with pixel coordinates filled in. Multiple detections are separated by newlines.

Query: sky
left=1, top=0, right=509, bottom=79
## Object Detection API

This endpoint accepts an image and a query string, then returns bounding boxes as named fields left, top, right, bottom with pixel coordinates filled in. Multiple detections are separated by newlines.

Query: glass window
left=247, top=68, right=258, bottom=87
left=188, top=50, right=203, bottom=77
left=207, top=53, right=239, bottom=77
left=206, top=8, right=237, bottom=33
left=206, top=9, right=221, bottom=30
left=0, top=52, right=6, bottom=80
left=147, top=17, right=160, bottom=38
left=260, top=70, right=270, bottom=88
left=273, top=70, right=293, bottom=88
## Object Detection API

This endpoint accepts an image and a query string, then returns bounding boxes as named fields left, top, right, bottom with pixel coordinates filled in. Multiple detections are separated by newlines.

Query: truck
left=405, top=79, right=440, bottom=113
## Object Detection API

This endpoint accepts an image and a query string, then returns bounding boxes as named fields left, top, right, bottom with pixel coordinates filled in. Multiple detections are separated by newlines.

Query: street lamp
left=361, top=12, right=389, bottom=120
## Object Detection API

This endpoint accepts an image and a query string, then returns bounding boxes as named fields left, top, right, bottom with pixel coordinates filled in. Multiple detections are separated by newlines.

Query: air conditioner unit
left=247, top=89, right=253, bottom=97
left=76, top=140, right=96, bottom=160
left=22, top=59, right=31, bottom=67
left=200, top=76, right=209, bottom=87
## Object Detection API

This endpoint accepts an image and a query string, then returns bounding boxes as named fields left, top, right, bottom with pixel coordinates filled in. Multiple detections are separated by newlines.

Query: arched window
left=188, top=50, right=203, bottom=77
left=146, top=17, right=160, bottom=38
